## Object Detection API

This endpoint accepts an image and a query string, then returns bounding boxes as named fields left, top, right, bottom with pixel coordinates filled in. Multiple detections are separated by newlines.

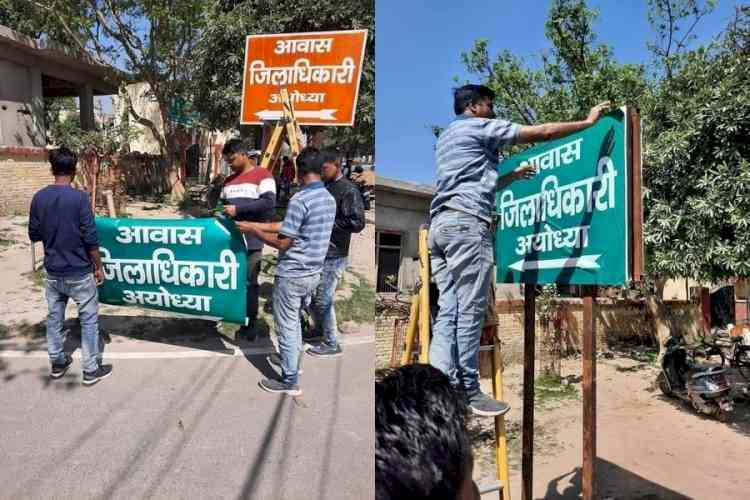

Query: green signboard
left=96, top=217, right=248, bottom=324
left=496, top=108, right=635, bottom=285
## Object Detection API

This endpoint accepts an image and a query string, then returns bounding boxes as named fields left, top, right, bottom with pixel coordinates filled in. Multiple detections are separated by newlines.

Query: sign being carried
left=241, top=30, right=368, bottom=126
left=96, top=217, right=248, bottom=324
left=496, top=107, right=643, bottom=285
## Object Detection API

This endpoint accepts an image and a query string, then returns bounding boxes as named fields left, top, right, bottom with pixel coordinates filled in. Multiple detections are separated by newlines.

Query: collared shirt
left=276, top=180, right=337, bottom=278
left=430, top=114, right=521, bottom=222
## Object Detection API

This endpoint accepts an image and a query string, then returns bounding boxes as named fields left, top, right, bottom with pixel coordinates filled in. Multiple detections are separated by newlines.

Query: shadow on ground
left=541, top=458, right=691, bottom=500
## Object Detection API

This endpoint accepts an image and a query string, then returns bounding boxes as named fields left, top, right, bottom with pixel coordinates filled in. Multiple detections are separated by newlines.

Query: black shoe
left=467, top=391, right=511, bottom=417
left=302, top=329, right=324, bottom=342
left=82, top=364, right=113, bottom=386
left=258, top=378, right=301, bottom=396
left=266, top=353, right=304, bottom=374
left=50, top=355, right=73, bottom=379
left=306, top=343, right=343, bottom=358
left=237, top=324, right=257, bottom=342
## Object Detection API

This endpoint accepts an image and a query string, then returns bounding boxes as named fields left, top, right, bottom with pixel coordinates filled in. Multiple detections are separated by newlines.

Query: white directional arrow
left=255, top=109, right=337, bottom=121
left=509, top=254, right=601, bottom=272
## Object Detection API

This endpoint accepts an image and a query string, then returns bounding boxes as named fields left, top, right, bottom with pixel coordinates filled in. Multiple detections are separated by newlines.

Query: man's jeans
left=273, top=274, right=321, bottom=386
left=247, top=249, right=263, bottom=324
left=45, top=273, right=101, bottom=373
left=428, top=210, right=494, bottom=394
left=311, top=256, right=348, bottom=348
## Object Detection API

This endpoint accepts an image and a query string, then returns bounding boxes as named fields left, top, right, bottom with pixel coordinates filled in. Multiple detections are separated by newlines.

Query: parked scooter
left=657, top=336, right=734, bottom=421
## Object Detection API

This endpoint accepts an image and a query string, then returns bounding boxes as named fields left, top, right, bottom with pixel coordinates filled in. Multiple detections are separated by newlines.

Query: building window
left=376, top=231, right=402, bottom=293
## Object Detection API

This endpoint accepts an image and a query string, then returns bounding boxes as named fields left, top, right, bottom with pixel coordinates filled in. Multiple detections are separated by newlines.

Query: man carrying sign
left=430, top=84, right=610, bottom=417
left=221, top=139, right=276, bottom=340
left=237, top=148, right=336, bottom=395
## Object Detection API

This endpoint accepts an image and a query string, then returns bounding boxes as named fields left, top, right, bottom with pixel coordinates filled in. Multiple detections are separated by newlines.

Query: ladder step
left=477, top=480, right=503, bottom=494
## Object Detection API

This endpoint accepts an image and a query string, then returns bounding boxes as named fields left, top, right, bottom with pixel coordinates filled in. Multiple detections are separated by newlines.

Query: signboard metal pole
left=582, top=285, right=597, bottom=500
left=522, top=284, right=536, bottom=500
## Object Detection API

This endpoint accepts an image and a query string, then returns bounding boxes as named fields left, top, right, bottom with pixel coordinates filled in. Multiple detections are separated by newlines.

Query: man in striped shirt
left=430, top=84, right=610, bottom=417
left=221, top=139, right=276, bottom=340
left=237, top=147, right=336, bottom=395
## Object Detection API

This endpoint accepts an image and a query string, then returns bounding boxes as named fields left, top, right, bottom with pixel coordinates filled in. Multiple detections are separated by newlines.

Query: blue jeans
left=273, top=273, right=321, bottom=386
left=311, top=256, right=348, bottom=348
left=428, top=210, right=494, bottom=394
left=45, top=273, right=101, bottom=373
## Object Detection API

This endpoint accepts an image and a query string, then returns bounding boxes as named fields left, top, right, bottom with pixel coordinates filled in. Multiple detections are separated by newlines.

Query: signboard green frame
left=496, top=107, right=642, bottom=285
left=96, top=217, right=248, bottom=324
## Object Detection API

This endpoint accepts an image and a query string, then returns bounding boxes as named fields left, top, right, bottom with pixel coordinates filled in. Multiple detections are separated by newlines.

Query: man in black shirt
left=306, top=148, right=366, bottom=358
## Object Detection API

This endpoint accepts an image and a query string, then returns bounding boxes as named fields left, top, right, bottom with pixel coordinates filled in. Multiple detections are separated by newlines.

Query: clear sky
left=375, top=0, right=741, bottom=185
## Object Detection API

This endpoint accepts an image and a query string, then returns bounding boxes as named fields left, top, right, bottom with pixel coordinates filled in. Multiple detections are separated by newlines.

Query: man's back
left=276, top=182, right=336, bottom=278
left=29, top=185, right=98, bottom=277
left=430, top=116, right=520, bottom=222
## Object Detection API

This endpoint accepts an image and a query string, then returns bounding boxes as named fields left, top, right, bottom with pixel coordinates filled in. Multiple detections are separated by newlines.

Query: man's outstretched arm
left=517, top=101, right=612, bottom=144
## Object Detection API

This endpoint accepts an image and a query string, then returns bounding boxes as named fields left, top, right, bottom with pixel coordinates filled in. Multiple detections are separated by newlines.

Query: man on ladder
left=429, top=84, right=611, bottom=416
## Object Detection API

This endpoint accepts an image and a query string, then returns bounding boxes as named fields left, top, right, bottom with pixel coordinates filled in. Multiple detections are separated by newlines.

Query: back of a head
left=375, top=364, right=471, bottom=500
left=222, top=138, right=247, bottom=157
left=453, top=84, right=495, bottom=116
left=320, top=148, right=340, bottom=167
left=49, top=146, right=77, bottom=176
left=296, top=147, right=323, bottom=177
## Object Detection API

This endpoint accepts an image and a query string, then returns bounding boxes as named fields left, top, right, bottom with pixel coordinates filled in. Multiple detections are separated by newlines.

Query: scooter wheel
left=657, top=373, right=673, bottom=397
left=717, top=409, right=733, bottom=423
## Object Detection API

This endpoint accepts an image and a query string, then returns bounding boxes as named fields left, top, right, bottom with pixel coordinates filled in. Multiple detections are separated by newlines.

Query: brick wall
left=0, top=160, right=51, bottom=215
left=375, top=297, right=703, bottom=370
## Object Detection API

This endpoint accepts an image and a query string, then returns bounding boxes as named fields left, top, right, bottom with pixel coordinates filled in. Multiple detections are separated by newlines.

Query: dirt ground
left=472, top=354, right=750, bottom=499
left=0, top=199, right=375, bottom=349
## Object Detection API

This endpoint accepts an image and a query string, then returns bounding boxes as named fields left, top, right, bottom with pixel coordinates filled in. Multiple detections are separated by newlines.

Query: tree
left=24, top=0, right=209, bottom=201
left=192, top=0, right=374, bottom=157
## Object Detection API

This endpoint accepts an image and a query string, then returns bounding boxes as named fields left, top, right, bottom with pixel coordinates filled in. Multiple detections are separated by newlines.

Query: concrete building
left=374, top=176, right=435, bottom=293
left=0, top=24, right=120, bottom=214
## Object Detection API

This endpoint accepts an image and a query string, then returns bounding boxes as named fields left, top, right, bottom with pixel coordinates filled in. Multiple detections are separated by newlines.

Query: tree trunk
left=158, top=103, right=185, bottom=203
left=645, top=277, right=671, bottom=360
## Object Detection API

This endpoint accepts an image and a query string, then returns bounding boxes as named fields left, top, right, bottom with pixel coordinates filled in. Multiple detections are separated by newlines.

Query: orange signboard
left=240, top=30, right=368, bottom=126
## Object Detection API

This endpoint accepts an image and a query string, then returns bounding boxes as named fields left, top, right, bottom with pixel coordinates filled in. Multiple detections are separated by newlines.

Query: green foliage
left=335, top=272, right=376, bottom=325
left=192, top=0, right=374, bottom=156
left=643, top=32, right=750, bottom=280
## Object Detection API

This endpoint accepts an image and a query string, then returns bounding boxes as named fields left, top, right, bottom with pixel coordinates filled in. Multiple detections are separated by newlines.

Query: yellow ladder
left=259, top=88, right=302, bottom=174
left=400, top=225, right=512, bottom=500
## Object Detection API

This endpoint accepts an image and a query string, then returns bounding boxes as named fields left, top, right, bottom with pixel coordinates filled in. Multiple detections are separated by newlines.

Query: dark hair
left=320, top=148, right=339, bottom=167
left=296, top=147, right=323, bottom=177
left=49, top=146, right=77, bottom=176
left=375, top=364, right=471, bottom=500
left=222, top=138, right=247, bottom=156
left=453, top=84, right=495, bottom=115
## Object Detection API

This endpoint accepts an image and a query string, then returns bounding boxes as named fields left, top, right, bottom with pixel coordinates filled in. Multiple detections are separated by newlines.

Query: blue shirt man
left=28, top=146, right=112, bottom=385
left=237, top=147, right=336, bottom=396
left=429, top=84, right=611, bottom=417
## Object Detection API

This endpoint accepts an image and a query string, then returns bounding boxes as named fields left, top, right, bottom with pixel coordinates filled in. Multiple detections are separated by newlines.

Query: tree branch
left=86, top=0, right=142, bottom=69
left=31, top=1, right=104, bottom=64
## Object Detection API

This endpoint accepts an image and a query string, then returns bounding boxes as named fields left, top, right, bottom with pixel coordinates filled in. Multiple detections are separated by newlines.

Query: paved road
left=0, top=342, right=374, bottom=500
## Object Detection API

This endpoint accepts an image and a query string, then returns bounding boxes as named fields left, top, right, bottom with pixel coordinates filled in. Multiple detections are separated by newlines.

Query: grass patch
left=530, top=374, right=578, bottom=407
left=335, top=272, right=375, bottom=325
left=177, top=196, right=195, bottom=212
left=0, top=322, right=10, bottom=339
left=629, top=350, right=658, bottom=365
left=0, top=236, right=15, bottom=248
left=14, top=320, right=46, bottom=339
left=23, top=268, right=46, bottom=289
left=118, top=211, right=133, bottom=218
